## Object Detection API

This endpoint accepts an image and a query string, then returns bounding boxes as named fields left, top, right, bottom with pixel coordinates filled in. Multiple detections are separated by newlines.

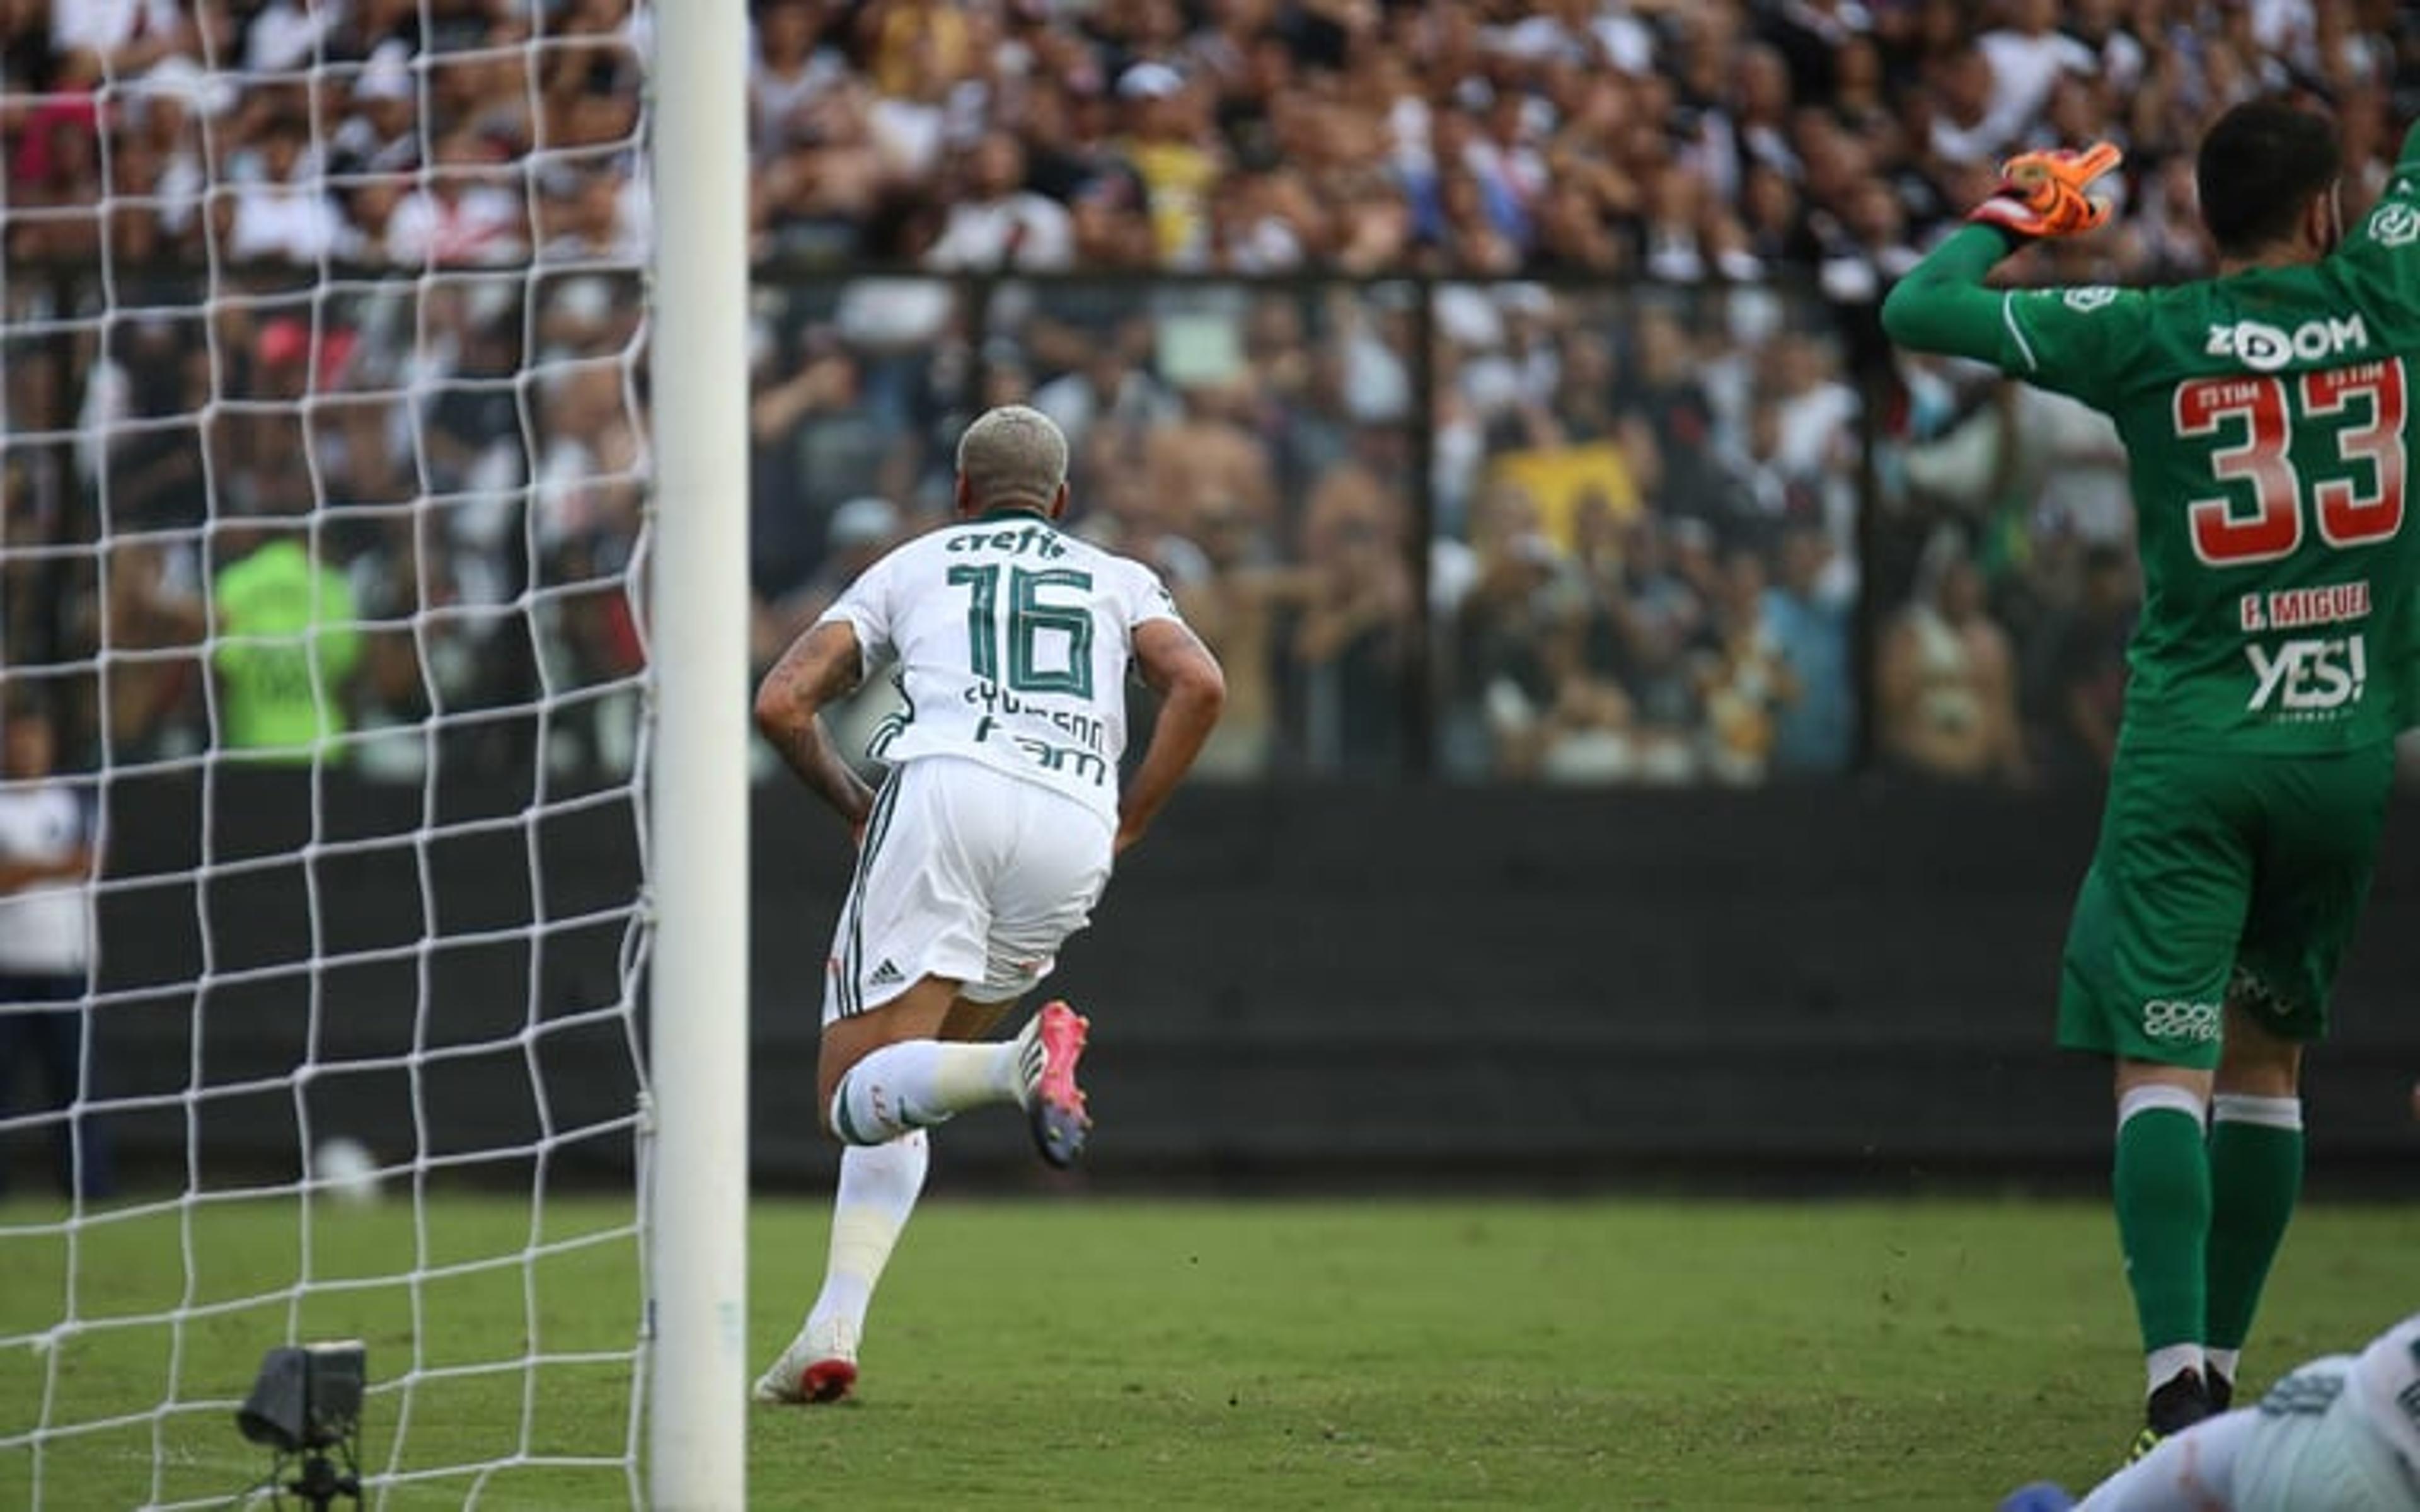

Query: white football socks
left=2146, top=1343, right=2206, bottom=1397
left=802, top=1130, right=930, bottom=1351
left=829, top=1039, right=1023, bottom=1145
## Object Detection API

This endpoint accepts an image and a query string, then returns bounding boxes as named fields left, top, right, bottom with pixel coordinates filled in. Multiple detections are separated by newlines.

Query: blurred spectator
left=4, top=0, right=2407, bottom=289
left=751, top=0, right=847, bottom=156
left=0, top=699, right=112, bottom=1201
left=50, top=0, right=186, bottom=89
left=386, top=124, right=529, bottom=267
left=1978, top=0, right=2099, bottom=151
left=923, top=132, right=1075, bottom=272
left=81, top=316, right=208, bottom=530
left=1586, top=512, right=1708, bottom=777
left=95, top=539, right=208, bottom=763
left=1119, top=66, right=1222, bottom=268
left=754, top=494, right=903, bottom=668
left=1436, top=281, right=1864, bottom=782
left=1292, top=462, right=1413, bottom=774
left=1695, top=547, right=1795, bottom=785
left=226, top=113, right=351, bottom=263
left=1764, top=525, right=1855, bottom=776
left=2032, top=543, right=2137, bottom=780
left=1173, top=494, right=1302, bottom=779
left=210, top=519, right=364, bottom=764
left=330, top=42, right=418, bottom=180
left=1877, top=541, right=2027, bottom=787
left=14, top=0, right=2419, bottom=792
left=1029, top=314, right=1173, bottom=454
left=1445, top=484, right=1569, bottom=778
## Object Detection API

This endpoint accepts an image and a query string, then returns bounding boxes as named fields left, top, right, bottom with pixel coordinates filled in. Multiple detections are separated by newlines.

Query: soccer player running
left=748, top=405, right=1225, bottom=1404
left=1882, top=103, right=2420, bottom=1458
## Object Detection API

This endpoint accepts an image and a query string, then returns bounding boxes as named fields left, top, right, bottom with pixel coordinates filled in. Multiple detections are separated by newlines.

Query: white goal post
left=0, top=0, right=749, bottom=1505
left=644, top=0, right=751, bottom=1506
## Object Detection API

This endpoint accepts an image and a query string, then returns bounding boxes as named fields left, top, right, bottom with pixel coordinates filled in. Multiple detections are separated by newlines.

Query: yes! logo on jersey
left=2245, top=633, right=2367, bottom=715
left=2204, top=315, right=2371, bottom=372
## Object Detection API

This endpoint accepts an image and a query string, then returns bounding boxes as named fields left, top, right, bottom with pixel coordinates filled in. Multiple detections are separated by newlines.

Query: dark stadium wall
left=74, top=769, right=2420, bottom=1194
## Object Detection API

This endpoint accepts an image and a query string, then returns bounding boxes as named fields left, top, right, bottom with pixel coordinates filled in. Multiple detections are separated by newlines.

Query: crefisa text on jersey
left=947, top=524, right=1071, bottom=559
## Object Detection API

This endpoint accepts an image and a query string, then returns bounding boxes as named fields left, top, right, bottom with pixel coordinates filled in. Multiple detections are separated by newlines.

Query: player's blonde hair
left=956, top=404, right=1069, bottom=511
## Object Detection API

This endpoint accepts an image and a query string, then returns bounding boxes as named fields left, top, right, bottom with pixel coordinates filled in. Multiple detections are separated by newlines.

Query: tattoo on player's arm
left=756, top=624, right=873, bottom=826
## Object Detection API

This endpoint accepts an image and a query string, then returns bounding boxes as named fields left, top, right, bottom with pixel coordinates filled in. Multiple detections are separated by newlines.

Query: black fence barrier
left=60, top=769, right=2420, bottom=1196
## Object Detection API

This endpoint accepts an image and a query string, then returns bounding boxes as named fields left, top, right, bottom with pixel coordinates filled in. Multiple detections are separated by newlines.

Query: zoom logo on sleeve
left=2142, top=999, right=2222, bottom=1043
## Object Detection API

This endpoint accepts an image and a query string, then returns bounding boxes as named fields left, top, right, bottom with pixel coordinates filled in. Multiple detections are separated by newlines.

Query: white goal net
left=1, top=3, right=666, bottom=1506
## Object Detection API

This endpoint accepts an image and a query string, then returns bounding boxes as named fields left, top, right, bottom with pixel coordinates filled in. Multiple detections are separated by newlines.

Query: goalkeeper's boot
left=1017, top=1000, right=1092, bottom=1169
left=751, top=1317, right=859, bottom=1406
left=1998, top=1484, right=2077, bottom=1512
left=2125, top=1366, right=2213, bottom=1463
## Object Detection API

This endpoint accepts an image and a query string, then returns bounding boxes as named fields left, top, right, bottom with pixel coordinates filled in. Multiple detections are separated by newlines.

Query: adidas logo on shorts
left=867, top=959, right=904, bottom=988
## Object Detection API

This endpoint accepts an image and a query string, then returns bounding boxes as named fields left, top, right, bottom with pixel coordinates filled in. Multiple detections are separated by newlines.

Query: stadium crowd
left=4, top=1, right=2419, bottom=782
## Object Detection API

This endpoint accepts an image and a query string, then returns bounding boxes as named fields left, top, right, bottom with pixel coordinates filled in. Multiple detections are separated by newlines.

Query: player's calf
left=822, top=987, right=1092, bottom=1163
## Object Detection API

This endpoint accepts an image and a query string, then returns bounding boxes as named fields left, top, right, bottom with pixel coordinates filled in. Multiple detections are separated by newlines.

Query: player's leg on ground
left=809, top=1131, right=930, bottom=1350
left=2112, top=1065, right=2216, bottom=1416
left=756, top=1130, right=929, bottom=1406
left=804, top=996, right=1022, bottom=1313
left=30, top=982, right=113, bottom=1200
left=2203, top=743, right=2388, bottom=1399
left=33, top=1003, right=84, bottom=1199
left=0, top=983, right=28, bottom=1200
left=2064, top=871, right=2223, bottom=1432
left=2203, top=997, right=2303, bottom=1400
left=2065, top=753, right=2250, bottom=1441
left=10, top=976, right=110, bottom=1200
left=754, top=1127, right=931, bottom=1405
left=777, top=995, right=1022, bottom=1392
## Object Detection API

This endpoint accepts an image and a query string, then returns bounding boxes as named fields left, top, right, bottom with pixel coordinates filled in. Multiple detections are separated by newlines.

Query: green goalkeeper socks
left=2112, top=1092, right=2211, bottom=1356
left=2204, top=1095, right=2303, bottom=1356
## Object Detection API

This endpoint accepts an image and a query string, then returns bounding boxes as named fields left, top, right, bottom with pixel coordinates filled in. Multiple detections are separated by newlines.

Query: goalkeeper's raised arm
left=1879, top=142, right=2134, bottom=400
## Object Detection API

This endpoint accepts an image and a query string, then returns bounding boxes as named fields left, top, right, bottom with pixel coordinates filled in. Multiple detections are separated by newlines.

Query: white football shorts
left=822, top=754, right=1114, bottom=1026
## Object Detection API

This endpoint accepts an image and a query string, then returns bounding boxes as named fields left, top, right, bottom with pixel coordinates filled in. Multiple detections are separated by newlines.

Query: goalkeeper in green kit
left=1882, top=102, right=2420, bottom=1462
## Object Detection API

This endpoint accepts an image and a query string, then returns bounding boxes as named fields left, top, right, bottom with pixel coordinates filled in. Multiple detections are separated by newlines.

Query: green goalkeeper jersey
left=1881, top=122, right=2420, bottom=756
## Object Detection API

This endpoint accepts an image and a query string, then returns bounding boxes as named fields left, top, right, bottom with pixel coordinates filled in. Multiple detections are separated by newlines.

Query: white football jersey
left=815, top=512, right=1182, bottom=829
left=2343, top=1313, right=2420, bottom=1496
left=2076, top=1315, right=2420, bottom=1512
left=2225, top=1314, right=2420, bottom=1512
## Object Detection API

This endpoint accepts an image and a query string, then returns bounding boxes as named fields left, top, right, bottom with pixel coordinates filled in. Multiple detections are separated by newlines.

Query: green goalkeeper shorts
left=2057, top=742, right=2395, bottom=1068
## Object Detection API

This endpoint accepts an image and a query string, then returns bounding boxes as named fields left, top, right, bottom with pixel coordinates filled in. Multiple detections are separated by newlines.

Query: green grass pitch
left=4, top=1195, right=2415, bottom=1509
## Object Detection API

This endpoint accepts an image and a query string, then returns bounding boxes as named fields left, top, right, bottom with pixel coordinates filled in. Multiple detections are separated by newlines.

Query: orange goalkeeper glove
left=1968, top=142, right=2124, bottom=240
